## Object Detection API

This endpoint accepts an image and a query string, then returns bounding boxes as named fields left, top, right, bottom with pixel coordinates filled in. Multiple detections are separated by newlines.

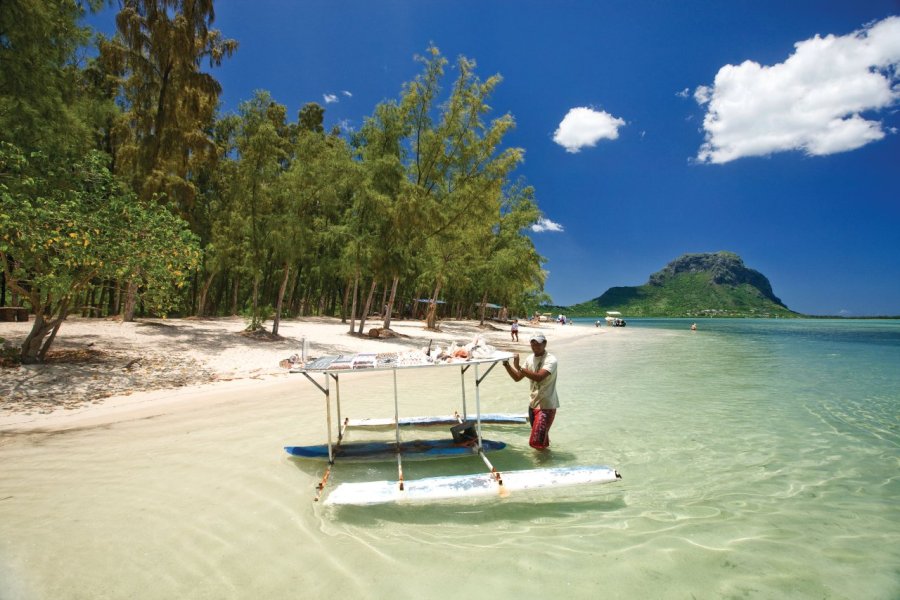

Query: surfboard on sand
left=285, top=438, right=506, bottom=462
left=323, top=465, right=622, bottom=506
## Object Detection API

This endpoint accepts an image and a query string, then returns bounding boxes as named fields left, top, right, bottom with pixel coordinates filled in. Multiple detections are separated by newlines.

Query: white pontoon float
left=287, top=348, right=621, bottom=506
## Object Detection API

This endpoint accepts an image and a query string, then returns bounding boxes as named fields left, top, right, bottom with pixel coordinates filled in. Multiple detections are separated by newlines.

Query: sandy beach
left=0, top=314, right=592, bottom=431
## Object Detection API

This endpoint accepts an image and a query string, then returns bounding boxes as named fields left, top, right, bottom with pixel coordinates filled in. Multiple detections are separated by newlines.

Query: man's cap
left=530, top=333, right=547, bottom=343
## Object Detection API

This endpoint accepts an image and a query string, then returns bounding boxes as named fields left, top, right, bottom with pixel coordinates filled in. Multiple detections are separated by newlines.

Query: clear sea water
left=1, top=319, right=898, bottom=599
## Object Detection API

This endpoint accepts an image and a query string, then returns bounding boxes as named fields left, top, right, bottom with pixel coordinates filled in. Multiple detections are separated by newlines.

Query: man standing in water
left=503, top=333, right=558, bottom=450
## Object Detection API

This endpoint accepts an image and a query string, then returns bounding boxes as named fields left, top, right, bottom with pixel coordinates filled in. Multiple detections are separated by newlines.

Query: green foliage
left=562, top=253, right=802, bottom=318
left=99, top=0, right=237, bottom=213
left=0, top=143, right=201, bottom=359
left=5, top=2, right=549, bottom=330
left=240, top=303, right=274, bottom=323
left=298, top=103, right=326, bottom=134
left=469, top=180, right=545, bottom=318
left=378, top=46, right=541, bottom=327
left=648, top=251, right=784, bottom=305
left=0, top=0, right=102, bottom=159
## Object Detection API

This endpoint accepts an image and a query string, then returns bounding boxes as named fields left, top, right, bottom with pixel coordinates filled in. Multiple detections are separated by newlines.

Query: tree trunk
left=21, top=313, right=54, bottom=363
left=249, top=274, right=261, bottom=330
left=38, top=309, right=68, bottom=361
left=341, top=279, right=351, bottom=323
left=91, top=279, right=105, bottom=318
left=426, top=280, right=442, bottom=330
left=197, top=270, right=216, bottom=317
left=272, top=263, right=290, bottom=336
left=285, top=265, right=299, bottom=317
left=81, top=284, right=97, bottom=318
left=97, top=281, right=109, bottom=318
left=357, top=279, right=377, bottom=335
left=347, top=272, right=359, bottom=334
left=327, top=285, right=337, bottom=315
left=479, top=290, right=488, bottom=326
left=231, top=276, right=239, bottom=315
left=383, top=274, right=399, bottom=330
left=189, top=271, right=198, bottom=316
left=211, top=272, right=227, bottom=315
left=123, top=281, right=138, bottom=322
left=20, top=300, right=69, bottom=363
left=111, top=281, right=121, bottom=316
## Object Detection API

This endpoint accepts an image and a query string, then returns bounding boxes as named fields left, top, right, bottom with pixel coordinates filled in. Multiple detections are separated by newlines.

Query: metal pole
left=393, top=368, right=404, bottom=491
left=324, top=374, right=333, bottom=464
left=459, top=364, right=468, bottom=419
left=479, top=452, right=506, bottom=495
left=314, top=417, right=349, bottom=502
left=476, top=359, right=506, bottom=496
left=333, top=374, right=343, bottom=441
left=473, top=364, right=483, bottom=447
left=300, top=370, right=337, bottom=501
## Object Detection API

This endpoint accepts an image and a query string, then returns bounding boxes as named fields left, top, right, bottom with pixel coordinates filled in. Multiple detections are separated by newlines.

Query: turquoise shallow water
left=1, top=319, right=898, bottom=598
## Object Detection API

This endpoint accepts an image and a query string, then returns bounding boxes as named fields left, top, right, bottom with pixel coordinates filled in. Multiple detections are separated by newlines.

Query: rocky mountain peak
left=648, top=251, right=785, bottom=307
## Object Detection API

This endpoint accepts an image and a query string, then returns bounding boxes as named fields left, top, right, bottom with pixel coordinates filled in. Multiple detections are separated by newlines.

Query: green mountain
left=562, top=251, right=802, bottom=318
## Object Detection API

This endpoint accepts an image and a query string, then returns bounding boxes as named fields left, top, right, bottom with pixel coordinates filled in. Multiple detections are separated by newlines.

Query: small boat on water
left=286, top=344, right=621, bottom=506
left=605, top=311, right=627, bottom=327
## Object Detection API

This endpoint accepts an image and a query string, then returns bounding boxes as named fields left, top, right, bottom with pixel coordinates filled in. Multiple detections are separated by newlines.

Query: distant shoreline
left=802, top=314, right=900, bottom=320
left=564, top=313, right=900, bottom=320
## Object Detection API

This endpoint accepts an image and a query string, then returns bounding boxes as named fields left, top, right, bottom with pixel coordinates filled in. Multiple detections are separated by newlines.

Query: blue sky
left=87, top=1, right=900, bottom=316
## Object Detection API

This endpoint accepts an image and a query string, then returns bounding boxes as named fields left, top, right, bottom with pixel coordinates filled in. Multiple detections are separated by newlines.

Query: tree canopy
left=0, top=143, right=200, bottom=362
left=1, top=1, right=552, bottom=362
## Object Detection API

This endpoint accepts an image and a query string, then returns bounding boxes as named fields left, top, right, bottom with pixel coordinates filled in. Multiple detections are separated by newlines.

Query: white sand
left=1, top=315, right=593, bottom=431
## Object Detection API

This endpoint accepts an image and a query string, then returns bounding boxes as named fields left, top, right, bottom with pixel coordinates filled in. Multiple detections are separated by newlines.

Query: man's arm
left=503, top=356, right=525, bottom=381
left=504, top=355, right=550, bottom=382
left=521, top=366, right=551, bottom=382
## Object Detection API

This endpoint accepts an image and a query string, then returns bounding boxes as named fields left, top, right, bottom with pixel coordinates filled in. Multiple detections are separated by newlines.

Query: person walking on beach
left=503, top=333, right=558, bottom=450
left=510, top=319, right=519, bottom=342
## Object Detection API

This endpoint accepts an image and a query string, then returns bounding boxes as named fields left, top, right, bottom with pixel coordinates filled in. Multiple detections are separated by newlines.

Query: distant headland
left=555, top=251, right=803, bottom=318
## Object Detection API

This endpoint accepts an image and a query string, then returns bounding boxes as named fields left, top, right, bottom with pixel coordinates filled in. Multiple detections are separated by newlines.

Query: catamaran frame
left=293, top=353, right=516, bottom=500
left=290, top=352, right=621, bottom=506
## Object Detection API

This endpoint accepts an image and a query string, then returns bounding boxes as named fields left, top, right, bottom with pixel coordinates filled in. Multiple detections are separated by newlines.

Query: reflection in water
left=330, top=496, right=630, bottom=528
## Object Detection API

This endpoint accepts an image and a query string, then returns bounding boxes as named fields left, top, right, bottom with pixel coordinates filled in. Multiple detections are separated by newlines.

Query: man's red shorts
left=528, top=407, right=556, bottom=450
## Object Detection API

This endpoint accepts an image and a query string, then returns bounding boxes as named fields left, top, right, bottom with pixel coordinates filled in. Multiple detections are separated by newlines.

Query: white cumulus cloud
left=323, top=93, right=339, bottom=104
left=531, top=217, right=564, bottom=233
left=553, top=107, right=626, bottom=153
left=695, top=16, right=900, bottom=164
left=342, top=90, right=353, bottom=98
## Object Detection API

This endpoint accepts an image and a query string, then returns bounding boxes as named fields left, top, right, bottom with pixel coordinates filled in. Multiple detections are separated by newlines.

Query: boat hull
left=285, top=438, right=506, bottom=462
left=324, top=465, right=622, bottom=506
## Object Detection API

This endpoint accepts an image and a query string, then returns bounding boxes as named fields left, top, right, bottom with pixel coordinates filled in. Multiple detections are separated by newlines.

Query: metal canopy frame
left=295, top=353, right=514, bottom=501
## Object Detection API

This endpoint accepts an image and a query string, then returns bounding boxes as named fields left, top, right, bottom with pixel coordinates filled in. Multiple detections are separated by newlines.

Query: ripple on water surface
left=1, top=320, right=899, bottom=598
